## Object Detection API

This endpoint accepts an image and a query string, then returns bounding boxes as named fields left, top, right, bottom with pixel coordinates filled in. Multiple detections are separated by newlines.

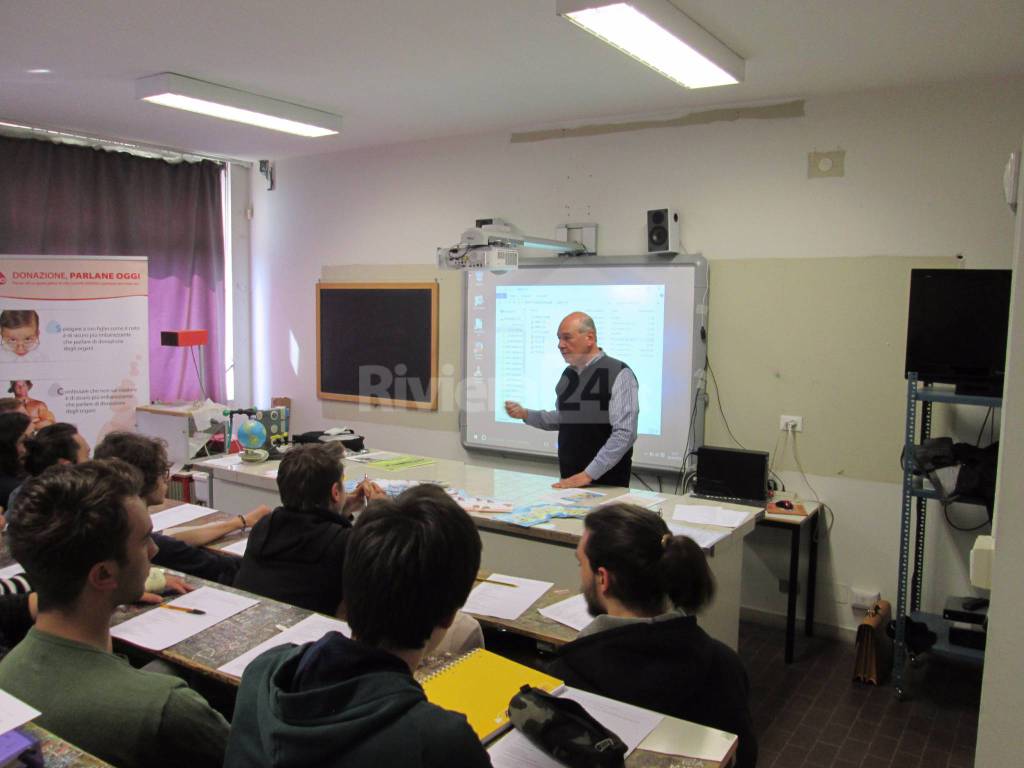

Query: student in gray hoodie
left=224, top=485, right=492, bottom=768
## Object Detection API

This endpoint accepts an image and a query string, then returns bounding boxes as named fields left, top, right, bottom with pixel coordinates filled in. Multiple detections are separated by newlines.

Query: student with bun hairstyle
left=548, top=503, right=757, bottom=768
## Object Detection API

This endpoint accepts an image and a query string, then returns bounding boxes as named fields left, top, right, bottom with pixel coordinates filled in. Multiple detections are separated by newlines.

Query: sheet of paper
left=610, top=491, right=666, bottom=509
left=0, top=689, right=40, bottom=734
left=150, top=503, right=218, bottom=532
left=638, top=714, right=738, bottom=762
left=366, top=455, right=436, bottom=472
left=667, top=522, right=730, bottom=550
left=463, top=573, right=553, bottom=620
left=0, top=563, right=24, bottom=580
left=202, top=454, right=242, bottom=468
left=218, top=613, right=351, bottom=678
left=220, top=538, right=249, bottom=556
left=488, top=686, right=662, bottom=767
left=544, top=488, right=607, bottom=505
left=672, top=504, right=750, bottom=529
left=345, top=451, right=397, bottom=464
left=111, top=586, right=259, bottom=651
left=537, top=593, right=592, bottom=632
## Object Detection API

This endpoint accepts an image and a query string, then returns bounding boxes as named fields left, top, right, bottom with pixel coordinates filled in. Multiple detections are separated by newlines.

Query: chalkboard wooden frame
left=316, top=281, right=439, bottom=410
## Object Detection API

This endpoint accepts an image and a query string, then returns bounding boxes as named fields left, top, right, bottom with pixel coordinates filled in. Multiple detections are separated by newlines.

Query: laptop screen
left=695, top=446, right=769, bottom=502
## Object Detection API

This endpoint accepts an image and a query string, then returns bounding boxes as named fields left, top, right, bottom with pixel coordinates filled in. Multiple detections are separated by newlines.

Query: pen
left=474, top=577, right=517, bottom=588
left=159, top=603, right=206, bottom=615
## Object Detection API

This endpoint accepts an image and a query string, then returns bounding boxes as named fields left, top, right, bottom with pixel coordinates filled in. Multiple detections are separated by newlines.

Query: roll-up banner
left=0, top=256, right=150, bottom=448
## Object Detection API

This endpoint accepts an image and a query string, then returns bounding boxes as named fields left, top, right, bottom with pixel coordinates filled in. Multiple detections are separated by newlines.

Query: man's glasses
left=1, top=337, right=39, bottom=352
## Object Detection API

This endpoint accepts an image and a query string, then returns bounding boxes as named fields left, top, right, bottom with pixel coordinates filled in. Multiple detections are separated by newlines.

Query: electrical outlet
left=779, top=415, right=803, bottom=432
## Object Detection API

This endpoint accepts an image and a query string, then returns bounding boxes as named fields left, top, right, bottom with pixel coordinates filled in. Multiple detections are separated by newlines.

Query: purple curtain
left=0, top=136, right=225, bottom=402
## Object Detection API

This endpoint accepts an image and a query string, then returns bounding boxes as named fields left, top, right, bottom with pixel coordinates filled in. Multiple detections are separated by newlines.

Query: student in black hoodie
left=233, top=443, right=384, bottom=615
left=547, top=503, right=758, bottom=768
left=225, top=485, right=492, bottom=768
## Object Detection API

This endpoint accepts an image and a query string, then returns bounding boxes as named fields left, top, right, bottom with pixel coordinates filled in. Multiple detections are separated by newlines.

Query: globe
left=237, top=419, right=267, bottom=450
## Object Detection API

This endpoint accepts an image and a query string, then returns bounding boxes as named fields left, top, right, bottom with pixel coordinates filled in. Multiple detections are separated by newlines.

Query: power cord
left=706, top=355, right=744, bottom=449
left=788, top=424, right=835, bottom=537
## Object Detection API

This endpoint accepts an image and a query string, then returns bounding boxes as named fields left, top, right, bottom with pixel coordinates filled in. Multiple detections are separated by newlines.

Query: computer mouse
left=776, top=500, right=794, bottom=510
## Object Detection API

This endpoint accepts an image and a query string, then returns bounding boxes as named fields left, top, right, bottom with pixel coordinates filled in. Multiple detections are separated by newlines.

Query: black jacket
left=224, top=632, right=491, bottom=768
left=547, top=616, right=757, bottom=768
left=151, top=533, right=240, bottom=584
left=0, top=594, right=33, bottom=657
left=232, top=505, right=351, bottom=615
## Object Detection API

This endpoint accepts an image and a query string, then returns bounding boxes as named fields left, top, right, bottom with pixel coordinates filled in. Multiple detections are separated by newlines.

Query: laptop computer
left=692, top=446, right=769, bottom=508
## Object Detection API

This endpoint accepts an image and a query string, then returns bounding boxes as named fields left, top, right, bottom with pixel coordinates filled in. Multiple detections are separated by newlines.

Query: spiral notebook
left=420, top=648, right=563, bottom=742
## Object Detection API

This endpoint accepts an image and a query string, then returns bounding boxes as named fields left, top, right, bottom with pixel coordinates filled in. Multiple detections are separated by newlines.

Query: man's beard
left=583, top=578, right=605, bottom=617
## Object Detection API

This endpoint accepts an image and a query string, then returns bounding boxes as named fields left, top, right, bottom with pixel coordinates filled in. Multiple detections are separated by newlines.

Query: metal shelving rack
left=893, top=373, right=999, bottom=700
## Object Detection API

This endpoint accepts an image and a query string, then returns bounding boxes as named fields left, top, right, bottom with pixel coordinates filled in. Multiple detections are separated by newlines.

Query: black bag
left=508, top=685, right=626, bottom=768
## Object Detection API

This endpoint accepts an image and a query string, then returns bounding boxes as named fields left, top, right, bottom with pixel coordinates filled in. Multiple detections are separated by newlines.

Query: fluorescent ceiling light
left=557, top=0, right=743, bottom=89
left=135, top=73, right=341, bottom=137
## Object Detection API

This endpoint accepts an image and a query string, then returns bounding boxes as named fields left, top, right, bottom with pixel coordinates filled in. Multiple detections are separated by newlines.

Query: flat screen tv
left=905, top=269, right=1012, bottom=395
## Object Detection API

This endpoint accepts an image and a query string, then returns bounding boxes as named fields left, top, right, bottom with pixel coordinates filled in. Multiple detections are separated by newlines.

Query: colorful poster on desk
left=0, top=256, right=149, bottom=449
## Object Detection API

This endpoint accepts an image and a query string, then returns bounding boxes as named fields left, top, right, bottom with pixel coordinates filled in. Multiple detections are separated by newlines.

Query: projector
left=437, top=244, right=519, bottom=271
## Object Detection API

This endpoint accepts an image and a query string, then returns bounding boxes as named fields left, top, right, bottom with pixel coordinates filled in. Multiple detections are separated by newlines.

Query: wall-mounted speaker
left=646, top=208, right=680, bottom=254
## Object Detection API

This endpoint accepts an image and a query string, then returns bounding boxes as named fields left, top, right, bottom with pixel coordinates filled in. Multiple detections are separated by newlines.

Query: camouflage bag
left=508, top=684, right=627, bottom=768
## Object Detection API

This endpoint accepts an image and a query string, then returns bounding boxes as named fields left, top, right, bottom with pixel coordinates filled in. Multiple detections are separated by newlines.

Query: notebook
left=420, top=648, right=563, bottom=743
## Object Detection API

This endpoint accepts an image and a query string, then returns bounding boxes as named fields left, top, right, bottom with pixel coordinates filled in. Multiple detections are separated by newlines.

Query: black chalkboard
left=316, top=282, right=438, bottom=409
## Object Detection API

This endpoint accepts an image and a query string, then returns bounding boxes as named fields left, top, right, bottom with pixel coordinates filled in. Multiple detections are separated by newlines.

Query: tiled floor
left=739, top=622, right=982, bottom=768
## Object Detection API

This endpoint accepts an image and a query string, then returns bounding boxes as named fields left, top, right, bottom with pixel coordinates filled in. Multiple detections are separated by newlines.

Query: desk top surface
left=194, top=450, right=761, bottom=549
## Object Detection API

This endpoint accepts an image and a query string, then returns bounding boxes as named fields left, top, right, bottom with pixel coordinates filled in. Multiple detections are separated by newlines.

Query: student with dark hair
left=21, top=422, right=89, bottom=477
left=547, top=503, right=757, bottom=768
left=0, top=460, right=229, bottom=768
left=0, top=411, right=32, bottom=510
left=16, top=426, right=190, bottom=597
left=225, top=485, right=491, bottom=768
left=233, top=443, right=384, bottom=614
left=94, top=431, right=269, bottom=583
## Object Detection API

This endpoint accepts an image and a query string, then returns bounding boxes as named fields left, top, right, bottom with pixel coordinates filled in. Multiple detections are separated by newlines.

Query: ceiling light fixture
left=556, top=0, right=743, bottom=89
left=135, top=73, right=342, bottom=137
left=26, top=68, right=51, bottom=74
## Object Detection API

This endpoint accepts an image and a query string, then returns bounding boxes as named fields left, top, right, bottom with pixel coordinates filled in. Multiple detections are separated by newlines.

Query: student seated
left=17, top=424, right=197, bottom=594
left=0, top=460, right=229, bottom=768
left=226, top=486, right=492, bottom=768
left=233, top=443, right=385, bottom=614
left=547, top=503, right=757, bottom=768
left=0, top=411, right=32, bottom=510
left=94, top=431, right=269, bottom=583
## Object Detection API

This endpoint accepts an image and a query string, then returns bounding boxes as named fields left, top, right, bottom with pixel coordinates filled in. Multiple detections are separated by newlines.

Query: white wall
left=975, top=135, right=1024, bottom=767
left=249, top=77, right=1024, bottom=635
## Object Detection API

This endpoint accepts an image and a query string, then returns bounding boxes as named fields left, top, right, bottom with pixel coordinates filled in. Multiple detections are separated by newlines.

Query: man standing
left=505, top=311, right=638, bottom=488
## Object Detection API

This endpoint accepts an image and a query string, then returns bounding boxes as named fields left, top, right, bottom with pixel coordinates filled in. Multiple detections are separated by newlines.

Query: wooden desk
left=194, top=451, right=760, bottom=650
left=110, top=578, right=310, bottom=686
left=23, top=723, right=113, bottom=767
left=757, top=503, right=821, bottom=663
left=110, top=572, right=579, bottom=684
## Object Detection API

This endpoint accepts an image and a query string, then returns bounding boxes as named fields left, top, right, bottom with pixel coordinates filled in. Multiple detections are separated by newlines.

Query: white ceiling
left=2, top=0, right=1022, bottom=160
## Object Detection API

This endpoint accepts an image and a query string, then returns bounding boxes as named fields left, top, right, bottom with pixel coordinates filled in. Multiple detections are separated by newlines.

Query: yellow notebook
left=420, top=648, right=563, bottom=742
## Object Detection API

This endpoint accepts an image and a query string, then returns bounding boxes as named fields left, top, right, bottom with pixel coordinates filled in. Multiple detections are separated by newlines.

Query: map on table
left=495, top=503, right=588, bottom=528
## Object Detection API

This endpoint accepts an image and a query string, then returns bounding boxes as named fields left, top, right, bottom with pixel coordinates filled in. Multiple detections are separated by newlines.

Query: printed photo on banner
left=0, top=257, right=150, bottom=449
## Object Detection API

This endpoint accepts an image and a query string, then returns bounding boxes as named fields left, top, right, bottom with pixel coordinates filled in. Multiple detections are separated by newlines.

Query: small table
left=756, top=502, right=821, bottom=663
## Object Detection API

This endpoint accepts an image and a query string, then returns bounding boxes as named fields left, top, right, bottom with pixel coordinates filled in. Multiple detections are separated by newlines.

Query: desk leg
left=806, top=514, right=819, bottom=638
left=785, top=525, right=800, bottom=664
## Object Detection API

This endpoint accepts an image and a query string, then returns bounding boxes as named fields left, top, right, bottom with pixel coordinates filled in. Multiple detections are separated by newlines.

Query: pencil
left=159, top=603, right=206, bottom=615
left=474, top=576, right=517, bottom=588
